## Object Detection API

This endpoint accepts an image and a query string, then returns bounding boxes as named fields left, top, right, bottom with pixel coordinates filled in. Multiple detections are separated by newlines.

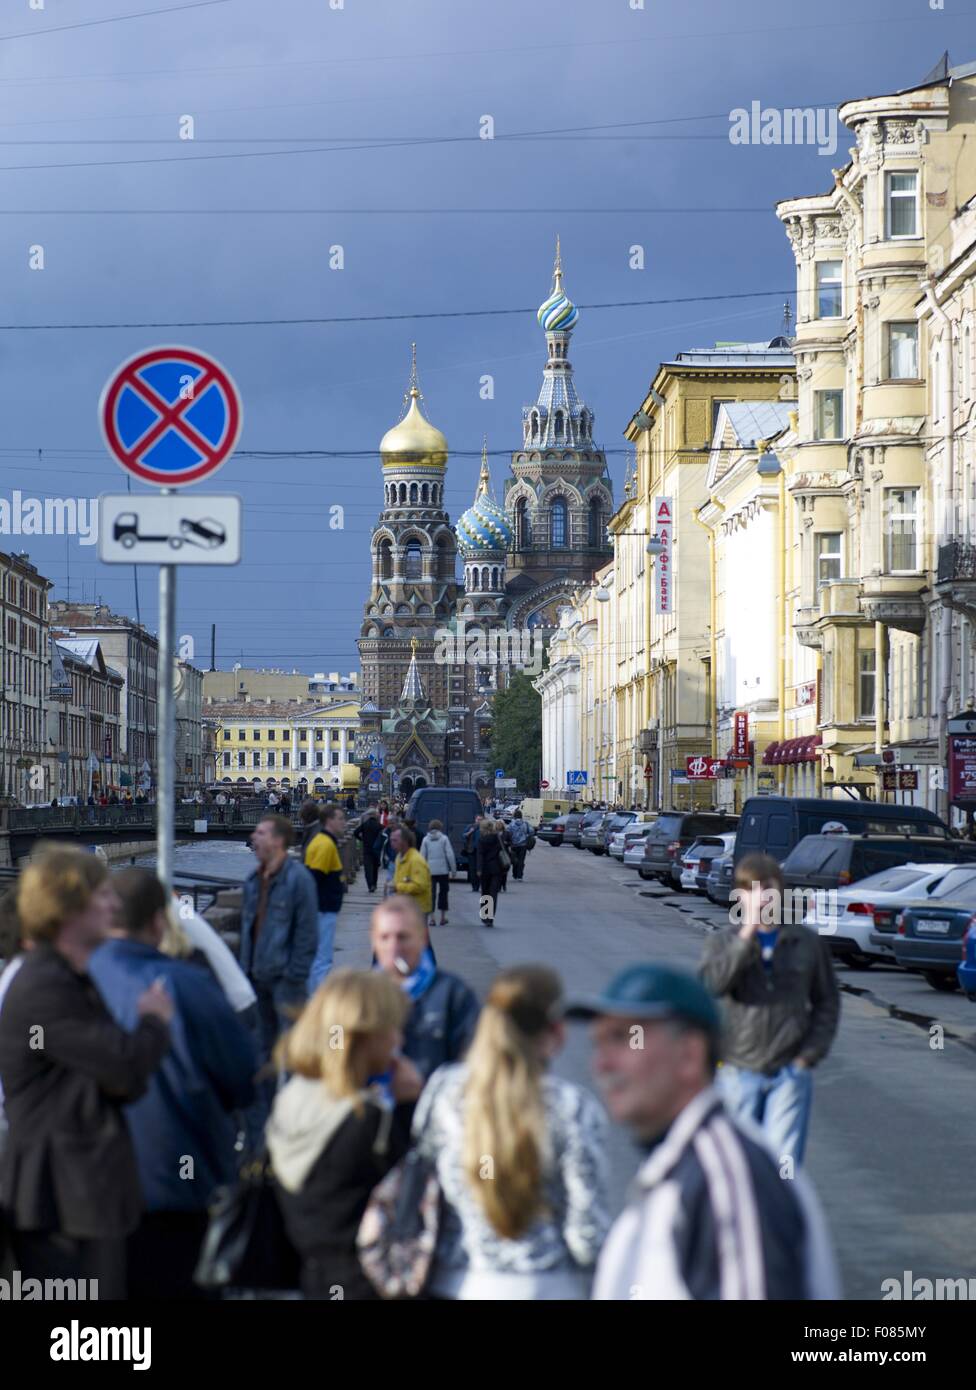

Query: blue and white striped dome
left=456, top=493, right=512, bottom=558
left=537, top=287, right=578, bottom=333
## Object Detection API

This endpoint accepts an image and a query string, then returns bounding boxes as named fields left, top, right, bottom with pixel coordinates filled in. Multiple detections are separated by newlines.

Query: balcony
left=794, top=604, right=823, bottom=649
left=858, top=575, right=927, bottom=634
left=936, top=542, right=976, bottom=620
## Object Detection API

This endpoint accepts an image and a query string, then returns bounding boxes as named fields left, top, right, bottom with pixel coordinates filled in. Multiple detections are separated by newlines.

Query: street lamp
left=646, top=535, right=666, bottom=557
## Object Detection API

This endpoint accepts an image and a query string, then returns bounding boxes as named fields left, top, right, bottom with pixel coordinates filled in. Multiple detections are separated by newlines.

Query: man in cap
left=569, top=962, right=839, bottom=1300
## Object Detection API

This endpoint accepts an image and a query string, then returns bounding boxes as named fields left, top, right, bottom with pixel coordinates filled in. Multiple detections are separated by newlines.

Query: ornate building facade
left=357, top=248, right=613, bottom=796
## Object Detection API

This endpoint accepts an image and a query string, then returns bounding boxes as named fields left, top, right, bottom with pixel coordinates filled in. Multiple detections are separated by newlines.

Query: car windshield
left=844, top=867, right=932, bottom=893
left=930, top=867, right=976, bottom=900
left=650, top=814, right=684, bottom=838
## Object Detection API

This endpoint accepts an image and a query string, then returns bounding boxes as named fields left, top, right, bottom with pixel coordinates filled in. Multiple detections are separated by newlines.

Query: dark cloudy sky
left=0, top=0, right=966, bottom=673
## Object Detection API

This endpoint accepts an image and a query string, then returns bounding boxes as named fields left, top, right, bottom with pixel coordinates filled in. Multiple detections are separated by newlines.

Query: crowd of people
left=0, top=789, right=843, bottom=1299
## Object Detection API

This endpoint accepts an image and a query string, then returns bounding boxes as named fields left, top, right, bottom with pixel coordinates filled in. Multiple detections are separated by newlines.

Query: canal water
left=134, top=839, right=257, bottom=909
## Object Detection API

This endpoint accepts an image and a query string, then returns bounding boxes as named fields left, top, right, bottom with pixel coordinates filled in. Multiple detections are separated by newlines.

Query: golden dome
left=380, top=387, right=448, bottom=470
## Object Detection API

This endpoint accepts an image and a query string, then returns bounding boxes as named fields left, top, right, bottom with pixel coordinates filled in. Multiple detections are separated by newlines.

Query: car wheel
left=670, top=877, right=684, bottom=893
left=923, top=971, right=959, bottom=992
left=841, top=954, right=874, bottom=970
left=965, top=990, right=976, bottom=1002
left=121, top=534, right=136, bottom=549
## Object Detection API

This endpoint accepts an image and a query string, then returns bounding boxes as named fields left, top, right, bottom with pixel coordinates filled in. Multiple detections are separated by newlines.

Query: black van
left=733, top=796, right=951, bottom=867
left=404, top=786, right=484, bottom=871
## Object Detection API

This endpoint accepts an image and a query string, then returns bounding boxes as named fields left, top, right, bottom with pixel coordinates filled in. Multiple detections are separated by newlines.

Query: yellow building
left=618, top=340, right=796, bottom=808
left=777, top=60, right=976, bottom=813
left=211, top=699, right=362, bottom=797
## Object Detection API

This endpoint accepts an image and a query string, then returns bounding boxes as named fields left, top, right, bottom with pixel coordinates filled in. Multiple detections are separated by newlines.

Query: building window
left=252, top=751, right=261, bottom=768
left=237, top=728, right=245, bottom=740
left=816, top=533, right=842, bottom=586
left=885, top=488, right=919, bottom=572
left=299, top=751, right=307, bottom=767
left=237, top=752, right=245, bottom=769
left=816, top=261, right=843, bottom=318
left=858, top=649, right=876, bottom=719
left=550, top=497, right=568, bottom=548
left=887, top=322, right=918, bottom=380
left=282, top=751, right=289, bottom=768
left=316, top=752, right=324, bottom=768
left=267, top=730, right=275, bottom=741
left=331, top=751, right=339, bottom=766
left=253, top=729, right=261, bottom=740
left=404, top=542, right=423, bottom=580
left=223, top=752, right=230, bottom=768
left=886, top=171, right=918, bottom=239
left=814, top=389, right=843, bottom=440
left=267, top=750, right=275, bottom=768
left=711, top=398, right=734, bottom=433
left=315, top=729, right=323, bottom=741
left=515, top=498, right=529, bottom=549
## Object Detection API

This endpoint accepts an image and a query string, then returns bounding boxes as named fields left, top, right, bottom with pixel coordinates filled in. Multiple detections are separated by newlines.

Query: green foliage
left=491, top=673, right=542, bottom=793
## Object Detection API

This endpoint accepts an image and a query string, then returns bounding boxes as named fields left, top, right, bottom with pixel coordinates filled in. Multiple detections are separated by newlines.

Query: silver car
left=623, top=824, right=657, bottom=868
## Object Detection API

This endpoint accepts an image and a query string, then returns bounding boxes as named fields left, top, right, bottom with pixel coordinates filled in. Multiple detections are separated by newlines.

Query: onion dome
left=536, top=235, right=579, bottom=333
left=456, top=441, right=513, bottom=558
left=380, top=344, right=448, bottom=469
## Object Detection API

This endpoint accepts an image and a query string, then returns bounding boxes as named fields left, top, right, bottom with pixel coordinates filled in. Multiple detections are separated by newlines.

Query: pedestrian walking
left=297, top=799, right=322, bottom=856
left=345, top=792, right=357, bottom=813
left=391, top=827, right=432, bottom=919
left=411, top=965, right=609, bottom=1300
left=0, top=846, right=173, bottom=1299
left=420, top=819, right=456, bottom=925
left=378, top=799, right=390, bottom=829
left=476, top=818, right=505, bottom=927
left=239, top=815, right=318, bottom=1148
left=377, top=817, right=399, bottom=897
left=463, top=815, right=483, bottom=894
left=370, top=896, right=479, bottom=1080
left=506, top=810, right=530, bottom=881
left=305, top=803, right=347, bottom=991
left=353, top=807, right=383, bottom=893
left=267, top=969, right=424, bottom=1300
left=568, top=962, right=840, bottom=1300
left=88, top=869, right=255, bottom=1299
left=700, top=852, right=840, bottom=1168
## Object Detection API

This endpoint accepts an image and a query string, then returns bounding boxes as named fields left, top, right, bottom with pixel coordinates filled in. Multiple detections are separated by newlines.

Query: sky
left=0, top=0, right=971, bottom=674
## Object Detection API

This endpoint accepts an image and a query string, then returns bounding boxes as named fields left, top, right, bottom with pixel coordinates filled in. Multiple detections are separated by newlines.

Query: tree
left=490, top=673, right=541, bottom=793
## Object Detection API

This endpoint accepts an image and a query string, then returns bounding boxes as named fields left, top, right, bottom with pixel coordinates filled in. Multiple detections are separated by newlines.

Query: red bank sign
left=687, top=755, right=724, bottom=780
left=653, top=496, right=673, bottom=615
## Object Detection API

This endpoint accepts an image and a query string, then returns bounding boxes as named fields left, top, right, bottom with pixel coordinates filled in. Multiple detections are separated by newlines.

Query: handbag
left=356, top=1148, right=441, bottom=1300
left=526, top=832, right=536, bottom=851
left=498, top=846, right=511, bottom=871
left=194, top=1154, right=300, bottom=1293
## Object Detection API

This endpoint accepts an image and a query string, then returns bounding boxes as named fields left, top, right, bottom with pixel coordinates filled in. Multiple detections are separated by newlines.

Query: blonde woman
left=266, top=968, right=424, bottom=1300
left=411, top=965, right=610, bottom=1299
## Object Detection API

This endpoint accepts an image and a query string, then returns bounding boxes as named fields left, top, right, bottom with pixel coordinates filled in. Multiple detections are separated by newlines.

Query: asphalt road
left=337, top=840, right=976, bottom=1301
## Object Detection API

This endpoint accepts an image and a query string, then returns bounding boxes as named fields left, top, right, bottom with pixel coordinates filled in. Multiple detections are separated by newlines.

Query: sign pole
left=157, top=561, right=177, bottom=890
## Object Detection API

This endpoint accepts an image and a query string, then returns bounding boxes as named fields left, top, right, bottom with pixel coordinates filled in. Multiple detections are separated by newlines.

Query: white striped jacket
left=593, top=1087, right=840, bottom=1300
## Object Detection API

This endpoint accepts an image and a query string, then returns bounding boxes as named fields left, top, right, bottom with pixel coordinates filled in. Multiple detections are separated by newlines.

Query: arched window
left=492, top=567, right=499, bottom=590
left=404, top=542, right=423, bottom=580
left=550, top=496, right=568, bottom=548
left=481, top=566, right=490, bottom=591
left=421, top=483, right=429, bottom=505
left=589, top=497, right=604, bottom=548
left=470, top=567, right=479, bottom=590
left=530, top=410, right=540, bottom=441
left=554, top=410, right=564, bottom=440
left=437, top=536, right=454, bottom=579
left=410, top=483, right=418, bottom=505
left=515, top=498, right=529, bottom=550
left=378, top=540, right=393, bottom=580
left=399, top=484, right=407, bottom=504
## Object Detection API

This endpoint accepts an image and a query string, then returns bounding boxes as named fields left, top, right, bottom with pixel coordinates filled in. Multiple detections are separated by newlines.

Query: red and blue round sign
left=99, top=346, right=243, bottom=486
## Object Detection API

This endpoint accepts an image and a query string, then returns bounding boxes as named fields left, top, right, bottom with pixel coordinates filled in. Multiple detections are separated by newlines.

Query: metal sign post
left=99, top=345, right=243, bottom=892
left=156, top=560, right=177, bottom=889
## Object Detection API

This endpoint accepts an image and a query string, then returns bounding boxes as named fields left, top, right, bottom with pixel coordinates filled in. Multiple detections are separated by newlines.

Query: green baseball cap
left=565, top=962, right=720, bottom=1035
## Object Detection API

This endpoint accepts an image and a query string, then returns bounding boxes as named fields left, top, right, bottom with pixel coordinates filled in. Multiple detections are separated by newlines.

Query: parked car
left=734, top=795, right=951, bottom=867
left=601, top=811, right=637, bottom=853
left=781, top=833, right=976, bottom=896
left=641, top=812, right=739, bottom=889
left=538, top=811, right=585, bottom=847
left=581, top=813, right=615, bottom=853
left=891, top=868, right=976, bottom=990
left=706, top=850, right=734, bottom=905
left=799, top=863, right=975, bottom=969
left=679, top=833, right=737, bottom=893
left=623, top=824, right=657, bottom=869
left=609, top=815, right=657, bottom=860
left=572, top=809, right=607, bottom=849
left=958, top=917, right=976, bottom=1000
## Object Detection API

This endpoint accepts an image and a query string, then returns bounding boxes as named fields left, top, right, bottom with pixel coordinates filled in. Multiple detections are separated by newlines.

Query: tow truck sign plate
left=98, top=494, right=242, bottom=565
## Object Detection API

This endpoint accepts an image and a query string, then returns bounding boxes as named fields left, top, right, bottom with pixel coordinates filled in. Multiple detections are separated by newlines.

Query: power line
left=0, top=0, right=232, bottom=43
left=0, top=287, right=794, bottom=331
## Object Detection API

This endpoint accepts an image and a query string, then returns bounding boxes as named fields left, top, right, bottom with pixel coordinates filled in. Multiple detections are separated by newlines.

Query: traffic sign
left=567, top=770, right=588, bottom=787
left=100, top=346, right=242, bottom=487
left=494, top=767, right=505, bottom=778
left=98, top=495, right=242, bottom=566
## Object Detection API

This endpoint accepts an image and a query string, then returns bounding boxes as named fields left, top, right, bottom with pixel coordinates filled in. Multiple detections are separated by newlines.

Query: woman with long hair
left=267, top=968, right=423, bottom=1300
left=411, top=965, right=609, bottom=1299
left=476, top=818, right=505, bottom=927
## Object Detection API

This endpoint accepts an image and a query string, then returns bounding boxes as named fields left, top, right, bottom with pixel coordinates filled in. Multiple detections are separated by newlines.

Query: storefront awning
left=765, top=734, right=823, bottom=765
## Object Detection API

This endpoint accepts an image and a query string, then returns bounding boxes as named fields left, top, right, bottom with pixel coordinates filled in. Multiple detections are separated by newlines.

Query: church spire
left=400, top=636, right=426, bottom=703
left=476, top=436, right=491, bottom=499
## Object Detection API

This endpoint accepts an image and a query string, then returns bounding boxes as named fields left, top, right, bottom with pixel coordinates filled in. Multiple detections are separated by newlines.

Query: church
left=357, top=244, right=613, bottom=796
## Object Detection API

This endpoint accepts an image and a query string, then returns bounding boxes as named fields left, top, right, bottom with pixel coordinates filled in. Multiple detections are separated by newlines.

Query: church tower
left=503, top=240, right=613, bottom=629
left=358, top=346, right=459, bottom=713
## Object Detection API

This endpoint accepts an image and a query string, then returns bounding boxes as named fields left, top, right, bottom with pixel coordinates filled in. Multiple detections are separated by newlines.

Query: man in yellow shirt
left=391, top=827, right=432, bottom=916
left=305, top=803, right=346, bottom=990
